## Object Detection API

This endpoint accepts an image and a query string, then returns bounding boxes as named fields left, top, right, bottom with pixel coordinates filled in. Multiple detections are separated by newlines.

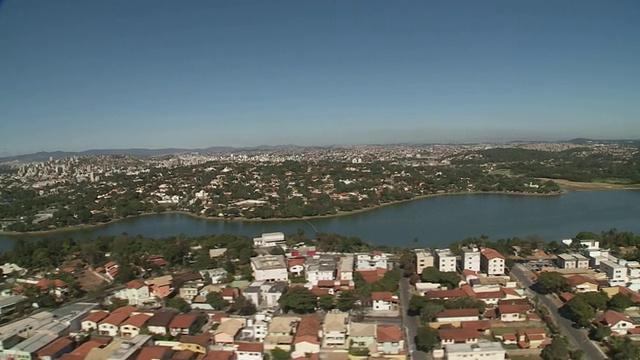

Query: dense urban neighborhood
left=4, top=140, right=640, bottom=233
left=0, top=228, right=640, bottom=359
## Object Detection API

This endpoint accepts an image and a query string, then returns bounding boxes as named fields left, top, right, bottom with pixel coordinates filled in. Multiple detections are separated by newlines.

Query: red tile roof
left=169, top=314, right=198, bottom=329
left=206, top=350, right=235, bottom=360
left=437, top=308, right=479, bottom=318
left=357, top=268, right=386, bottom=283
left=310, top=287, right=330, bottom=296
left=36, top=337, right=73, bottom=357
left=126, top=279, right=146, bottom=289
left=566, top=274, right=598, bottom=286
left=503, top=333, right=517, bottom=341
left=82, top=310, right=109, bottom=324
left=317, top=280, right=335, bottom=288
left=235, top=341, right=264, bottom=352
left=481, top=248, right=505, bottom=260
left=122, top=313, right=152, bottom=328
left=137, top=346, right=173, bottom=360
left=35, top=278, right=67, bottom=290
left=474, top=290, right=504, bottom=300
left=377, top=324, right=402, bottom=342
left=288, top=258, right=305, bottom=268
left=559, top=292, right=575, bottom=302
left=438, top=328, right=479, bottom=343
left=221, top=288, right=236, bottom=297
left=497, top=304, right=531, bottom=315
left=596, top=310, right=635, bottom=327
left=501, top=287, right=521, bottom=297
left=425, top=289, right=467, bottom=299
left=460, top=284, right=476, bottom=297
left=294, top=314, right=321, bottom=345
left=100, top=311, right=132, bottom=327
left=371, top=292, right=394, bottom=302
left=617, top=286, right=640, bottom=303
left=460, top=320, right=491, bottom=331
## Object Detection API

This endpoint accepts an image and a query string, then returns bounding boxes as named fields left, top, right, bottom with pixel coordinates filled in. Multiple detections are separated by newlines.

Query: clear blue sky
left=1, top=1, right=639, bottom=156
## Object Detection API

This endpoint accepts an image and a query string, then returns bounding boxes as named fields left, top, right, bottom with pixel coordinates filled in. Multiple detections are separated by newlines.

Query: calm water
left=1, top=190, right=640, bottom=251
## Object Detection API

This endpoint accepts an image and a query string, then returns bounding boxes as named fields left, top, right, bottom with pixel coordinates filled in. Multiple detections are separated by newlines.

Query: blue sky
left=1, top=1, right=639, bottom=155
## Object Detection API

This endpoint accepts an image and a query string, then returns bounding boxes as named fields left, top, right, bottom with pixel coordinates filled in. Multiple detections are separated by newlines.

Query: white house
left=596, top=310, right=638, bottom=335
left=81, top=310, right=109, bottom=332
left=356, top=252, right=387, bottom=270
left=376, top=324, right=405, bottom=355
left=199, top=268, right=228, bottom=284
left=120, top=313, right=152, bottom=338
left=305, top=256, right=336, bottom=286
left=338, top=255, right=354, bottom=281
left=371, top=292, right=398, bottom=312
left=444, top=342, right=506, bottom=360
left=323, top=312, right=349, bottom=347
left=235, top=341, right=264, bottom=360
left=436, top=309, right=479, bottom=323
left=98, top=307, right=135, bottom=336
left=253, top=232, right=286, bottom=248
left=113, top=280, right=155, bottom=306
left=600, top=260, right=629, bottom=286
left=250, top=255, right=288, bottom=282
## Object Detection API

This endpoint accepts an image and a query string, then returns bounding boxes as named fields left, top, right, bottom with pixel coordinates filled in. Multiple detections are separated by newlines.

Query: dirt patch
left=76, top=269, right=106, bottom=291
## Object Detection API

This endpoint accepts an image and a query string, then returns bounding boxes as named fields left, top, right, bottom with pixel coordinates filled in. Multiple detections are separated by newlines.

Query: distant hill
left=0, top=146, right=236, bottom=163
left=567, top=138, right=640, bottom=146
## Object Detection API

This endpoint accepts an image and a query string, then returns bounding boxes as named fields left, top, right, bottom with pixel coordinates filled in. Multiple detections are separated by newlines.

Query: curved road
left=511, top=264, right=608, bottom=360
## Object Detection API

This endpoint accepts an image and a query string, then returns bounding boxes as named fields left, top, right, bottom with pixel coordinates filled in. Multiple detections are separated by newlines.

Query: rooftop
left=250, top=255, right=286, bottom=270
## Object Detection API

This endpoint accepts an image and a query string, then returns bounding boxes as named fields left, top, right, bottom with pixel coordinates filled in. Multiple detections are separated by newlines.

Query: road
left=511, top=264, right=608, bottom=360
left=399, top=277, right=428, bottom=360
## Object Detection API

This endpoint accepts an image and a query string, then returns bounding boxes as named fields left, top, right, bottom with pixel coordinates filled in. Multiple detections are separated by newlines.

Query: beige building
left=414, top=249, right=434, bottom=275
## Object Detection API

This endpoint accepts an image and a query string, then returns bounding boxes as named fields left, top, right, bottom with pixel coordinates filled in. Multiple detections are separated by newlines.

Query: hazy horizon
left=2, top=1, right=639, bottom=156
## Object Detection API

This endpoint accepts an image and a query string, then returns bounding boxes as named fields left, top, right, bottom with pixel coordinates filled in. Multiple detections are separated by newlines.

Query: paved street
left=511, top=264, right=608, bottom=360
left=399, top=277, right=428, bottom=360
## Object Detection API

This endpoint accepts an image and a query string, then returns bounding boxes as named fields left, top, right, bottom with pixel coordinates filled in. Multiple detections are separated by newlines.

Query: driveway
left=399, top=277, right=428, bottom=360
left=511, top=264, right=608, bottom=360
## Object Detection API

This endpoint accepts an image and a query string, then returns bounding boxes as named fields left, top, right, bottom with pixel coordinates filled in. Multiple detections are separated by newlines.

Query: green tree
left=318, top=294, right=335, bottom=311
left=206, top=292, right=229, bottom=311
left=536, top=272, right=570, bottom=294
left=609, top=336, right=640, bottom=360
left=278, top=287, right=317, bottom=314
left=109, top=297, right=129, bottom=312
left=270, top=348, right=290, bottom=360
left=588, top=323, right=611, bottom=341
left=415, top=326, right=439, bottom=352
left=564, top=297, right=596, bottom=328
left=337, top=290, right=357, bottom=312
left=608, top=293, right=634, bottom=312
left=165, top=297, right=190, bottom=312
left=541, top=336, right=571, bottom=360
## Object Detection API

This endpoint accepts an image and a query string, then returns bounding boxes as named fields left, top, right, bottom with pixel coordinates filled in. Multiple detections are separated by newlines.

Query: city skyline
left=1, top=1, right=639, bottom=156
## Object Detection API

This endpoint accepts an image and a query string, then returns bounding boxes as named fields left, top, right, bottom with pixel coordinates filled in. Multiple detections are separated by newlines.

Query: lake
left=1, top=190, right=640, bottom=251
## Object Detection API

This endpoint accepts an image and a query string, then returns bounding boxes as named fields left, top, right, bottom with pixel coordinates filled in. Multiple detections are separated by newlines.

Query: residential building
left=242, top=282, right=262, bottom=306
left=146, top=311, right=176, bottom=336
left=306, top=256, right=337, bottom=286
left=35, top=336, right=74, bottom=360
left=81, top=310, right=109, bottom=332
left=356, top=252, right=388, bottom=270
left=496, top=304, right=530, bottom=322
left=376, top=324, right=405, bottom=355
left=253, top=232, right=286, bottom=248
left=113, top=280, right=156, bottom=306
left=323, top=312, right=349, bottom=347
left=98, top=306, right=135, bottom=336
left=371, top=292, right=398, bottom=312
left=435, top=249, right=457, bottom=273
left=462, top=246, right=481, bottom=273
left=349, top=322, right=376, bottom=350
left=239, top=317, right=268, bottom=342
left=414, top=249, right=434, bottom=275
left=444, top=342, right=506, bottom=360
left=436, top=309, right=479, bottom=323
left=480, top=248, right=505, bottom=276
left=179, top=281, right=204, bottom=303
left=208, top=248, right=228, bottom=259
left=250, top=255, right=288, bottom=282
left=600, top=260, right=628, bottom=286
left=214, top=318, right=245, bottom=344
left=169, top=314, right=199, bottom=337
left=264, top=282, right=287, bottom=308
left=288, top=258, right=305, bottom=277
left=235, top=342, right=263, bottom=360
left=105, top=334, right=153, bottom=360
left=120, top=313, right=152, bottom=338
left=199, top=268, right=229, bottom=284
left=293, top=314, right=321, bottom=355
left=438, top=328, right=478, bottom=347
left=337, top=255, right=354, bottom=282
left=595, top=310, right=637, bottom=335
left=557, top=253, right=589, bottom=269
left=264, top=316, right=300, bottom=352
left=146, top=275, right=173, bottom=299
left=179, top=334, right=212, bottom=354
left=566, top=275, right=599, bottom=293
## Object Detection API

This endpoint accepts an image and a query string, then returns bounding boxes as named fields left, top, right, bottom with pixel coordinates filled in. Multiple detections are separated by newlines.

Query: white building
left=235, top=341, right=264, bottom=360
left=600, top=260, right=628, bottom=286
left=435, top=249, right=457, bottom=273
left=415, top=249, right=434, bottom=275
left=338, top=255, right=354, bottom=282
left=480, top=248, right=505, bottom=276
left=557, top=253, right=589, bottom=269
left=462, top=246, right=481, bottom=272
left=199, top=268, right=228, bottom=284
left=444, top=342, right=506, bottom=360
left=253, top=232, right=286, bottom=248
left=250, top=255, right=288, bottom=282
left=113, top=280, right=155, bottom=306
left=305, top=256, right=337, bottom=286
left=356, top=252, right=388, bottom=270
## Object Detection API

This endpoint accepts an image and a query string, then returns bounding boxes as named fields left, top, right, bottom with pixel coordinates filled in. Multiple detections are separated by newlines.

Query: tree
left=278, top=287, right=317, bottom=314
left=541, top=336, right=571, bottom=360
left=564, top=297, right=595, bottom=328
left=609, top=336, right=640, bottom=360
left=229, top=295, right=257, bottom=316
left=318, top=294, right=335, bottom=311
left=206, top=292, right=229, bottom=311
left=579, top=291, right=608, bottom=311
left=589, top=323, right=611, bottom=341
left=608, top=293, right=634, bottom=312
left=536, top=272, right=570, bottom=294
left=109, top=297, right=129, bottom=312
left=165, top=297, right=190, bottom=312
left=337, top=290, right=357, bottom=312
left=270, top=348, right=290, bottom=360
left=415, top=326, right=439, bottom=352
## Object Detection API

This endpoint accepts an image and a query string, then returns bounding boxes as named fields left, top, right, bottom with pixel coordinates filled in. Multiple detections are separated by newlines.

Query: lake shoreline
left=0, top=189, right=565, bottom=236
